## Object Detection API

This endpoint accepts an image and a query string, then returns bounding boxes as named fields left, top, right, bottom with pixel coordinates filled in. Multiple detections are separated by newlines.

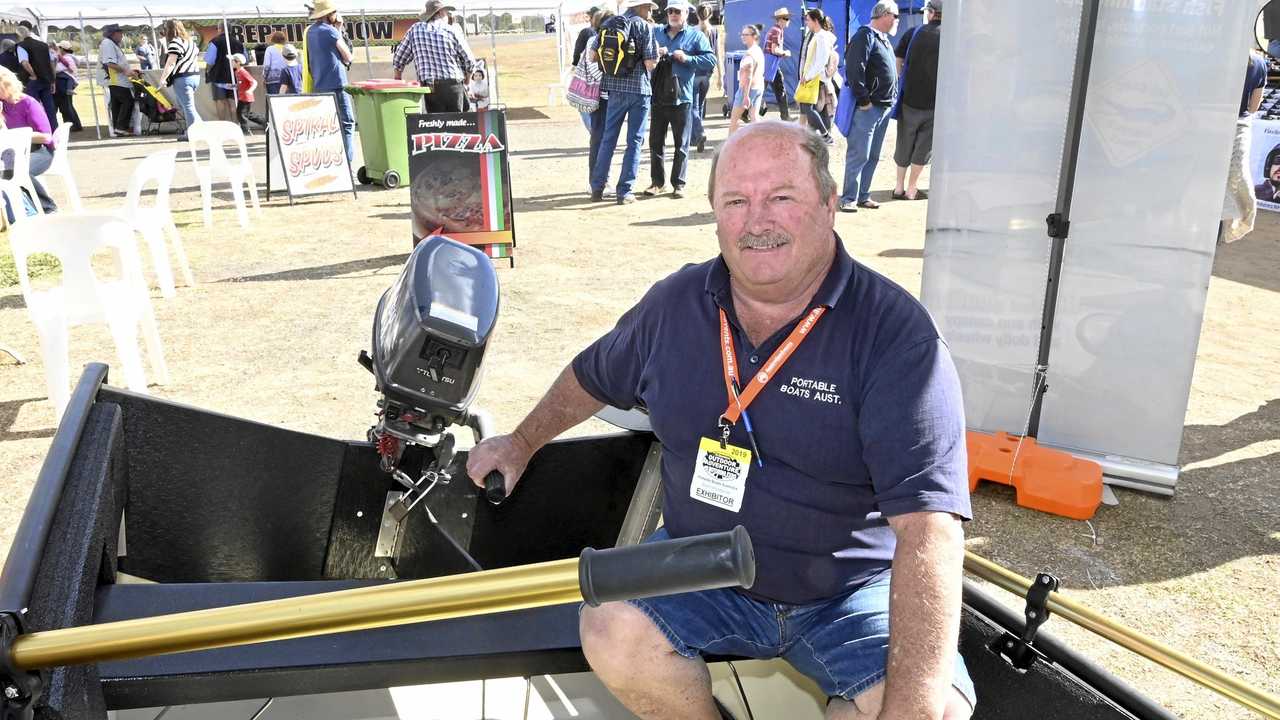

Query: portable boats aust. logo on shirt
left=779, top=375, right=843, bottom=405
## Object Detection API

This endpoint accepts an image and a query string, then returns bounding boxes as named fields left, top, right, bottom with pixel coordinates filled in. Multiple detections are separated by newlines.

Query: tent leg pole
left=361, top=9, right=372, bottom=74
left=78, top=13, right=102, bottom=140
left=223, top=15, right=238, bottom=124
left=489, top=4, right=498, bottom=105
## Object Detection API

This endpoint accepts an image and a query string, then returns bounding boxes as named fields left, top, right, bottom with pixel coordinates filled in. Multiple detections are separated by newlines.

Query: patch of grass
left=0, top=241, right=60, bottom=288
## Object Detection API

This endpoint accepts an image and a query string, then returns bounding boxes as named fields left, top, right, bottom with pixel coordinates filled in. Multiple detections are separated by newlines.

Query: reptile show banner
left=266, top=93, right=357, bottom=202
left=407, top=111, right=516, bottom=265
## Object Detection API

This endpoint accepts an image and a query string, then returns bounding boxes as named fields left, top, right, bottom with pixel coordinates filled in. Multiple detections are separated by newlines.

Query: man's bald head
left=708, top=122, right=837, bottom=206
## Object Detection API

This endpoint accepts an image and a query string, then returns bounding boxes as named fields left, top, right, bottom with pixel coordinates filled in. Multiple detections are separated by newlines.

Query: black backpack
left=598, top=15, right=640, bottom=76
left=652, top=56, right=678, bottom=106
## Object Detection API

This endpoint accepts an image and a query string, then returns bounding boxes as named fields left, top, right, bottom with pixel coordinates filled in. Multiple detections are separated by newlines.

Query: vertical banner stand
left=965, top=0, right=1106, bottom=521
left=78, top=13, right=103, bottom=140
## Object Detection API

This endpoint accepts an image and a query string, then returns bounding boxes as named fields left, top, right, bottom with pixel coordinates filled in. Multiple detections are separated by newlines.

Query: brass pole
left=964, top=551, right=1280, bottom=720
left=9, top=557, right=582, bottom=670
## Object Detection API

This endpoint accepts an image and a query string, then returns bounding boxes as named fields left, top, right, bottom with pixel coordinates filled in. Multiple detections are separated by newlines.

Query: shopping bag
left=834, top=84, right=856, bottom=137
left=794, top=76, right=820, bottom=105
left=566, top=61, right=602, bottom=113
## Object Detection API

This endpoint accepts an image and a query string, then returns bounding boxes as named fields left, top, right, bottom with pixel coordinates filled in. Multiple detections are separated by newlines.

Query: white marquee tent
left=3, top=0, right=601, bottom=136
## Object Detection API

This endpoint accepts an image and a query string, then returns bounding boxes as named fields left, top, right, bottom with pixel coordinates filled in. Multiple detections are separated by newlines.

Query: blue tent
left=722, top=0, right=925, bottom=108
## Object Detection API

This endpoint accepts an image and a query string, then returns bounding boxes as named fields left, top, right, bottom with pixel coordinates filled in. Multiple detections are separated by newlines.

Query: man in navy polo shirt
left=468, top=121, right=975, bottom=719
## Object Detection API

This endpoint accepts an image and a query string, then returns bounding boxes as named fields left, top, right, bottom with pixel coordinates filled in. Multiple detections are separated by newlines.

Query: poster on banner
left=266, top=93, right=356, bottom=202
left=1250, top=117, right=1280, bottom=211
left=407, top=110, right=516, bottom=264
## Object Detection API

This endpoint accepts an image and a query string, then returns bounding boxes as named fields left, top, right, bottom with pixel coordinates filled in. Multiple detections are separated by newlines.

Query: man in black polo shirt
left=468, top=121, right=975, bottom=719
left=838, top=0, right=899, bottom=213
left=892, top=0, right=941, bottom=201
left=15, top=21, right=57, bottom=131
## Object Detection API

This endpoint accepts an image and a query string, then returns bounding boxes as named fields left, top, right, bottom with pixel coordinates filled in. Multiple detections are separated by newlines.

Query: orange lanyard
left=718, top=305, right=826, bottom=428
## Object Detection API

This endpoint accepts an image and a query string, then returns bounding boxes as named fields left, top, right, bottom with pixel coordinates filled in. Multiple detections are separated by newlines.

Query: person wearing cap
left=393, top=0, right=478, bottom=113
left=15, top=21, right=57, bottom=131
left=280, top=44, right=304, bottom=94
left=307, top=0, right=356, bottom=161
left=100, top=24, right=140, bottom=135
left=52, top=41, right=84, bottom=132
left=643, top=0, right=714, bottom=199
left=588, top=0, right=659, bottom=204
left=762, top=7, right=792, bottom=121
left=231, top=54, right=263, bottom=133
left=838, top=0, right=899, bottom=212
left=892, top=0, right=941, bottom=202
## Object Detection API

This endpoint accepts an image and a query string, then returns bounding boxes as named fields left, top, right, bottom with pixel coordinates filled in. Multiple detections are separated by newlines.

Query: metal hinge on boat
left=991, top=572, right=1060, bottom=671
left=0, top=613, right=41, bottom=720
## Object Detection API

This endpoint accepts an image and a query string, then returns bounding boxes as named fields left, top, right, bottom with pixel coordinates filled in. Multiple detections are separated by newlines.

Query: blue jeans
left=329, top=89, right=355, bottom=163
left=590, top=90, right=650, bottom=197
left=579, top=109, right=593, bottom=133
left=25, top=79, right=57, bottom=131
left=588, top=97, right=608, bottom=186
left=625, top=529, right=977, bottom=705
left=841, top=104, right=891, bottom=204
left=171, top=74, right=202, bottom=129
left=691, top=73, right=710, bottom=143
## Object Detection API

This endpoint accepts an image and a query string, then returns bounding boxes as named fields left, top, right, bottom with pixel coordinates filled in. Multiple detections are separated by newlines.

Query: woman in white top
left=797, top=9, right=836, bottom=144
left=729, top=24, right=765, bottom=136
left=159, top=19, right=201, bottom=138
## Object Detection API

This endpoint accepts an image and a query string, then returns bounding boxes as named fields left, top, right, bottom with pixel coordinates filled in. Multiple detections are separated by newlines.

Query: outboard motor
left=359, top=236, right=505, bottom=519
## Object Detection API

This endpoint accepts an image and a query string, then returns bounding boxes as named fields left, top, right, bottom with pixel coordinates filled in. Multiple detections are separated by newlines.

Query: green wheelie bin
left=345, top=80, right=433, bottom=189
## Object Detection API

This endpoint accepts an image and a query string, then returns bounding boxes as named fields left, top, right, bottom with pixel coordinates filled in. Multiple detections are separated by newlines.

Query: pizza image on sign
left=407, top=110, right=514, bottom=253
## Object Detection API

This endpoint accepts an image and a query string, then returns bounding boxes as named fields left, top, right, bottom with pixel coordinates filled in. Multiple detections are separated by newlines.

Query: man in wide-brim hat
left=305, top=0, right=356, bottom=163
left=392, top=0, right=478, bottom=112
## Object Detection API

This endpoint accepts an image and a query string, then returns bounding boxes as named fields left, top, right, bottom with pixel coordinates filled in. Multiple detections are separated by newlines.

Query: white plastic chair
left=116, top=149, right=195, bottom=298
left=187, top=121, right=260, bottom=228
left=9, top=213, right=170, bottom=420
left=0, top=128, right=45, bottom=218
left=0, top=178, right=37, bottom=231
left=43, top=124, right=83, bottom=212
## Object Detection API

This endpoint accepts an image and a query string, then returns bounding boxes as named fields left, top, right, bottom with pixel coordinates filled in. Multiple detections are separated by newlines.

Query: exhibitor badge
left=690, top=437, right=751, bottom=513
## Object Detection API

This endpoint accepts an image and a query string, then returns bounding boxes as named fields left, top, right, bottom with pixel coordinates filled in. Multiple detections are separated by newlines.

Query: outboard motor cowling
left=361, top=236, right=499, bottom=474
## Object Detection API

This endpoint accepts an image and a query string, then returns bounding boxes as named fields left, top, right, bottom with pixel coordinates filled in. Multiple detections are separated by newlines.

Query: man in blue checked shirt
left=394, top=0, right=478, bottom=112
left=588, top=0, right=659, bottom=205
left=642, top=0, right=715, bottom=199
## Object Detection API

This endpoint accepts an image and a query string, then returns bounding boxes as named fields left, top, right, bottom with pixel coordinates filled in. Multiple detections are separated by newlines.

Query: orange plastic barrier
left=966, top=430, right=1103, bottom=520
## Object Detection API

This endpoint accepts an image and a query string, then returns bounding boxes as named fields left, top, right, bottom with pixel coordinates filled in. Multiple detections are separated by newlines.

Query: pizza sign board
left=407, top=110, right=516, bottom=264
left=266, top=93, right=356, bottom=201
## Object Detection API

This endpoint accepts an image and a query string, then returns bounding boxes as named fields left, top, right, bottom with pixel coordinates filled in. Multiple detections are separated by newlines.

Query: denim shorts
left=627, top=528, right=976, bottom=706
left=733, top=86, right=762, bottom=111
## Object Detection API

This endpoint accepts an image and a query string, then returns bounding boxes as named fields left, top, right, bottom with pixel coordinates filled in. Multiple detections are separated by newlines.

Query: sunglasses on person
left=667, top=7, right=684, bottom=13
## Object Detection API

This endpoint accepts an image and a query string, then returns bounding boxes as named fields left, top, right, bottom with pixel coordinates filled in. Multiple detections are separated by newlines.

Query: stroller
left=130, top=75, right=181, bottom=135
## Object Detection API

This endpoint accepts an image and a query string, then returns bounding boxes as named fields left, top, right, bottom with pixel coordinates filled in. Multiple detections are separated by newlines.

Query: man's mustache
left=738, top=231, right=792, bottom=250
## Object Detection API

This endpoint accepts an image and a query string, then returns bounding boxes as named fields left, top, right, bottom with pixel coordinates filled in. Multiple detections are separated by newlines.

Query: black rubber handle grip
left=484, top=470, right=506, bottom=505
left=578, top=526, right=755, bottom=607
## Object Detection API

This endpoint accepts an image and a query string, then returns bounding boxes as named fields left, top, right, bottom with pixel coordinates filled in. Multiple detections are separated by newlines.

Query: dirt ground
left=2, top=37, right=1278, bottom=719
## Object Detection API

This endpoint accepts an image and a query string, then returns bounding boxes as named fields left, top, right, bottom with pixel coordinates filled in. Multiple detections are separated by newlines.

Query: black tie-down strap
left=990, top=572, right=1061, bottom=672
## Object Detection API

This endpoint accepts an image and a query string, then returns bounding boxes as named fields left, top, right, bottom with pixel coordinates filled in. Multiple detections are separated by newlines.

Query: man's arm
left=847, top=28, right=873, bottom=106
left=466, top=365, right=604, bottom=495
left=879, top=511, right=966, bottom=720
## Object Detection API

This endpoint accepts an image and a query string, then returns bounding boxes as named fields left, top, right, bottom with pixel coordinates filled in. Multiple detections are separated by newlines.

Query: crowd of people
left=569, top=0, right=942, bottom=208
